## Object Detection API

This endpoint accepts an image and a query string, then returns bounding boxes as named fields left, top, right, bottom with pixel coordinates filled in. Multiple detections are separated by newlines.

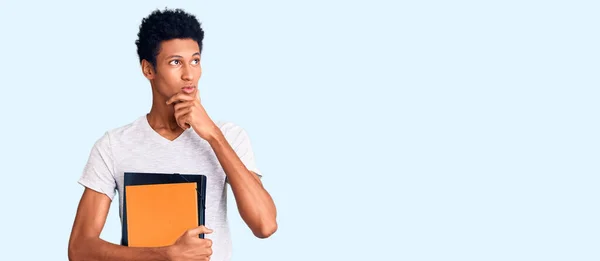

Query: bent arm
left=68, top=188, right=172, bottom=261
left=207, top=132, right=278, bottom=238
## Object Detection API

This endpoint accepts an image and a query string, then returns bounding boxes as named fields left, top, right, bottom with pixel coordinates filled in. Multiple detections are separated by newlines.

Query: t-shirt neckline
left=140, top=114, right=192, bottom=145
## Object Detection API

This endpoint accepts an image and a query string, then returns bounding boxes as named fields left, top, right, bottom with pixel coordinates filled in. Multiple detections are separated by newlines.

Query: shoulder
left=214, top=121, right=252, bottom=145
left=216, top=121, right=243, bottom=135
left=92, top=116, right=146, bottom=149
left=107, top=116, right=146, bottom=138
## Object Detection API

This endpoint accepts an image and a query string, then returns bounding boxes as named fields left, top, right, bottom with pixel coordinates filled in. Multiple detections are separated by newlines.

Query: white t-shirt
left=78, top=115, right=262, bottom=261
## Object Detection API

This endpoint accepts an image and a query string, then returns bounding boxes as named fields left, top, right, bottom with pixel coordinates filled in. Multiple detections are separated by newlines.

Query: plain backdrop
left=0, top=0, right=598, bottom=260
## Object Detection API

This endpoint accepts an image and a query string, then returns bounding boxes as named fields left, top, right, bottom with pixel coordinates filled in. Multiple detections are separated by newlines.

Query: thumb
left=187, top=226, right=213, bottom=236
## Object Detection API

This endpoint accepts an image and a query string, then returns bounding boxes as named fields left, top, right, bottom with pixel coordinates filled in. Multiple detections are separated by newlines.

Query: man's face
left=145, top=38, right=202, bottom=99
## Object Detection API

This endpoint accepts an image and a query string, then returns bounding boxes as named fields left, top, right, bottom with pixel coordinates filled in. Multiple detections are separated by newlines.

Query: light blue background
left=0, top=0, right=598, bottom=260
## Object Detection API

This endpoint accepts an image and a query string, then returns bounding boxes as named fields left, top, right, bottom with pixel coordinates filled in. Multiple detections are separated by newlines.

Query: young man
left=68, top=8, right=277, bottom=261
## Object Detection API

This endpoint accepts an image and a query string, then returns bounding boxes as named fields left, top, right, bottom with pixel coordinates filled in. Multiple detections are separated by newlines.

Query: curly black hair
left=135, top=8, right=205, bottom=68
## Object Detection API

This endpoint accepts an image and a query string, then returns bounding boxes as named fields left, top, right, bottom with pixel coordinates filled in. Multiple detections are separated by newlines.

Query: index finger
left=166, top=92, right=195, bottom=105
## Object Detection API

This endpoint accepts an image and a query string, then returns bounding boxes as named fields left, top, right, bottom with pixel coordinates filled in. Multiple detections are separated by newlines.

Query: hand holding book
left=166, top=226, right=213, bottom=261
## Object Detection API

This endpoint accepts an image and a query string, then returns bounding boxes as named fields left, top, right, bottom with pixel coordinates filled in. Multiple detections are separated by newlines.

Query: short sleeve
left=77, top=132, right=117, bottom=200
left=222, top=123, right=262, bottom=179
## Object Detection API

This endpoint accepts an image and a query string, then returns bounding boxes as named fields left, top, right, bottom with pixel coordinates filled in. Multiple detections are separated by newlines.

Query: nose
left=181, top=65, right=193, bottom=81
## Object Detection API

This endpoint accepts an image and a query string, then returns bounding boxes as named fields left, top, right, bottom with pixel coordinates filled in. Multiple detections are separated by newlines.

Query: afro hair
left=135, top=8, right=205, bottom=67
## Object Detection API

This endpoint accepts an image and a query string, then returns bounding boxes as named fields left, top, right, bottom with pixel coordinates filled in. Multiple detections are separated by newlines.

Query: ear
left=141, top=59, right=155, bottom=80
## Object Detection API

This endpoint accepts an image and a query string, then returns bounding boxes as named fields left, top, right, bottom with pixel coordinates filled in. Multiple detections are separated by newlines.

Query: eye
left=191, top=59, right=200, bottom=65
left=169, top=60, right=180, bottom=65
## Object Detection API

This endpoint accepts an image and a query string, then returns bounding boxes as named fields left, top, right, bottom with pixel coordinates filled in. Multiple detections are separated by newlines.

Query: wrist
left=163, top=245, right=177, bottom=261
left=205, top=126, right=225, bottom=144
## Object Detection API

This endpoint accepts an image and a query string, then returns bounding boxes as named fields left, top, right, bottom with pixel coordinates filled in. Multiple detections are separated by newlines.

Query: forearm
left=208, top=132, right=277, bottom=238
left=69, top=236, right=171, bottom=261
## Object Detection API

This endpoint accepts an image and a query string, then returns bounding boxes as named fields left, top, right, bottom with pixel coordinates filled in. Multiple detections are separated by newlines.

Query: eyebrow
left=166, top=52, right=201, bottom=59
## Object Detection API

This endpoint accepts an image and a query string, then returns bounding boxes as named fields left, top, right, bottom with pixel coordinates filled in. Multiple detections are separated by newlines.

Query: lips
left=182, top=86, right=196, bottom=94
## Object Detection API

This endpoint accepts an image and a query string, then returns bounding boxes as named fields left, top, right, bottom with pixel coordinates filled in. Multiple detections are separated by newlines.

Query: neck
left=146, top=88, right=182, bottom=133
